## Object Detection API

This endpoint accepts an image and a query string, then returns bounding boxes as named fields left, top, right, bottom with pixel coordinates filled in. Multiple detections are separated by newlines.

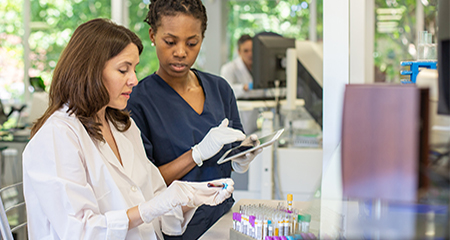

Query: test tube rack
left=230, top=228, right=256, bottom=240
left=400, top=61, right=437, bottom=84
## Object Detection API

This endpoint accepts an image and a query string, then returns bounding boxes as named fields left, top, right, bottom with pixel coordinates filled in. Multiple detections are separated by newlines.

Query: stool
left=0, top=148, right=19, bottom=187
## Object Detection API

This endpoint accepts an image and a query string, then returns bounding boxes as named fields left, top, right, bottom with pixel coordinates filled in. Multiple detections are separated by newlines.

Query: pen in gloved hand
left=207, top=182, right=228, bottom=189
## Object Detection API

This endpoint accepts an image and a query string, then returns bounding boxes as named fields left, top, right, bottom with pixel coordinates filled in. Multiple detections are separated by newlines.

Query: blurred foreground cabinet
left=341, top=84, right=430, bottom=203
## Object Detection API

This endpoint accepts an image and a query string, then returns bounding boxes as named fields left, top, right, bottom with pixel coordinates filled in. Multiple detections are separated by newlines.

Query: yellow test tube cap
left=287, top=194, right=293, bottom=201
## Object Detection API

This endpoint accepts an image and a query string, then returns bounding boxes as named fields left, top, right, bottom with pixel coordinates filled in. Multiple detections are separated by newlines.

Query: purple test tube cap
left=307, top=233, right=317, bottom=239
left=249, top=215, right=256, bottom=227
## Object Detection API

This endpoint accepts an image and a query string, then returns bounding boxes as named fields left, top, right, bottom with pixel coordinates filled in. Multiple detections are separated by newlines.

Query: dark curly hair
left=144, top=0, right=208, bottom=38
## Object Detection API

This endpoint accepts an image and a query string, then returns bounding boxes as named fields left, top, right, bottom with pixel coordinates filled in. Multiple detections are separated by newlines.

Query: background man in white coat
left=220, top=34, right=254, bottom=99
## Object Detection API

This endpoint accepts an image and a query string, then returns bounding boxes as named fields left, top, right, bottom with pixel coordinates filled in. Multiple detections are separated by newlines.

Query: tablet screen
left=217, top=129, right=284, bottom=164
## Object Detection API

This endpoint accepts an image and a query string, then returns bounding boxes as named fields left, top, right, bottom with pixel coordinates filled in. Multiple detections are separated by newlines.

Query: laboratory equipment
left=400, top=61, right=437, bottom=84
left=400, top=31, right=437, bottom=84
left=438, top=0, right=450, bottom=115
left=252, top=35, right=295, bottom=89
left=417, top=31, right=437, bottom=61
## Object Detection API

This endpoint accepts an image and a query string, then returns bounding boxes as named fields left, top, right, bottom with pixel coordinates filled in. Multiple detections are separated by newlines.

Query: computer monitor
left=296, top=56, right=323, bottom=128
left=252, top=35, right=296, bottom=89
left=0, top=101, right=7, bottom=125
left=438, top=0, right=450, bottom=115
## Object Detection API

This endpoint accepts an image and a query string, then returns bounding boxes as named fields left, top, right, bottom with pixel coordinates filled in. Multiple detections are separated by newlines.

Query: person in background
left=220, top=34, right=254, bottom=99
left=22, top=18, right=234, bottom=240
left=126, top=0, right=262, bottom=239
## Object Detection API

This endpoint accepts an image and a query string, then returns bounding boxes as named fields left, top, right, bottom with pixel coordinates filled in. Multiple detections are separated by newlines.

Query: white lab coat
left=220, top=57, right=253, bottom=99
left=220, top=57, right=266, bottom=99
left=23, top=105, right=193, bottom=240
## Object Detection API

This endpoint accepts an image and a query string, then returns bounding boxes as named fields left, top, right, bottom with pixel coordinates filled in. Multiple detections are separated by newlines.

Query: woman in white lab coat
left=22, top=18, right=234, bottom=240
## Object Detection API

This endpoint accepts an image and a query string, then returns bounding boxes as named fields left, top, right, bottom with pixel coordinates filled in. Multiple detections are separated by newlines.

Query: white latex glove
left=231, top=134, right=263, bottom=173
left=138, top=181, right=194, bottom=223
left=184, top=178, right=234, bottom=206
left=192, top=118, right=246, bottom=167
left=138, top=179, right=235, bottom=223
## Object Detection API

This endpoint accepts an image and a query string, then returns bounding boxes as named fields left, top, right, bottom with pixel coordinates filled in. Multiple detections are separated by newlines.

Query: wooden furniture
left=341, top=84, right=430, bottom=202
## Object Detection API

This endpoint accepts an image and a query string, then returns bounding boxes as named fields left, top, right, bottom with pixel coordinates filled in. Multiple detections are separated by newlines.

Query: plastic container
left=417, top=31, right=437, bottom=60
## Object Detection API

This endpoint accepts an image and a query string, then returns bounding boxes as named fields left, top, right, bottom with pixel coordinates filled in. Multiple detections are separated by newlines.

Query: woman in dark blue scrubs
left=126, top=0, right=262, bottom=239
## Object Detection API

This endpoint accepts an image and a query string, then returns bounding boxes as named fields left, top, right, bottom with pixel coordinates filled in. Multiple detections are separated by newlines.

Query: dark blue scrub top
left=127, top=69, right=244, bottom=181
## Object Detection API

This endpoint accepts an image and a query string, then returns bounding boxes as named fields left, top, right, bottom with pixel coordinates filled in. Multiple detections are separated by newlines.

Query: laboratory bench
left=199, top=198, right=449, bottom=239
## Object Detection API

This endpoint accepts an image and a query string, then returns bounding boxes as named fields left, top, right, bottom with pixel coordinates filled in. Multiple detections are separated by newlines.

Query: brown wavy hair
left=30, top=18, right=144, bottom=141
left=144, top=0, right=208, bottom=38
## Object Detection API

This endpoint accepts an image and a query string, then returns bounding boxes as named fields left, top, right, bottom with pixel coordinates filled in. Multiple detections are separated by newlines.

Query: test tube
left=275, top=213, right=283, bottom=236
left=287, top=194, right=293, bottom=212
left=235, top=212, right=242, bottom=232
left=291, top=209, right=299, bottom=235
left=296, top=215, right=303, bottom=234
left=268, top=220, right=274, bottom=236
left=278, top=212, right=285, bottom=236
left=301, top=214, right=311, bottom=233
left=249, top=215, right=256, bottom=238
left=242, top=207, right=248, bottom=234
left=284, top=212, right=291, bottom=236
left=263, top=216, right=269, bottom=238
left=255, top=214, right=263, bottom=240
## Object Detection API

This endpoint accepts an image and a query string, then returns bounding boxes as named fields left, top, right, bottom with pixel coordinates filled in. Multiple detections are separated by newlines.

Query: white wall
left=321, top=0, right=349, bottom=236
left=321, top=0, right=375, bottom=237
left=201, top=0, right=228, bottom=75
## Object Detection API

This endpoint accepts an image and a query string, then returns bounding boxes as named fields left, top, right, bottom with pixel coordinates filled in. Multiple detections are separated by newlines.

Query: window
left=0, top=0, right=111, bottom=128
left=374, top=0, right=438, bottom=82
left=128, top=0, right=158, bottom=80
left=225, top=0, right=323, bottom=60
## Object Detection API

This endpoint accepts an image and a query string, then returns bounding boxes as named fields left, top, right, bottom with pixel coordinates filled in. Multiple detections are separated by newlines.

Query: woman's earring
left=151, top=42, right=155, bottom=46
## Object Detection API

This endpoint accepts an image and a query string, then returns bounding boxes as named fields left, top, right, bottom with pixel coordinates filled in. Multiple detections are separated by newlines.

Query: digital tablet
left=217, top=128, right=285, bottom=165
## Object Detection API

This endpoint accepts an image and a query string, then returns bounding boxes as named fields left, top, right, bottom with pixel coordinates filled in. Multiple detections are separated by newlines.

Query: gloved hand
left=231, top=134, right=263, bottom=173
left=184, top=178, right=234, bottom=207
left=138, top=179, right=235, bottom=223
left=138, top=181, right=194, bottom=223
left=192, top=118, right=245, bottom=167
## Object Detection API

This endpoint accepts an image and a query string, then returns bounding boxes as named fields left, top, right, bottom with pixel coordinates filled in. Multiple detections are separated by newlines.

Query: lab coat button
left=131, top=186, right=137, bottom=192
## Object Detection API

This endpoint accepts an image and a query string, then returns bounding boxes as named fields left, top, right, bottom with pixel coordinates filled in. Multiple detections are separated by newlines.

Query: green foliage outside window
left=0, top=0, right=439, bottom=105
left=374, top=0, right=437, bottom=82
left=0, top=0, right=112, bottom=103
left=226, top=0, right=323, bottom=60
left=128, top=0, right=158, bottom=80
left=28, top=0, right=111, bottom=84
left=0, top=0, right=25, bottom=102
